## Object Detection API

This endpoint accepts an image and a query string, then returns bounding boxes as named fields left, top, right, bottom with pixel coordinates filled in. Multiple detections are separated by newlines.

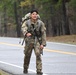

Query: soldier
left=21, top=9, right=46, bottom=75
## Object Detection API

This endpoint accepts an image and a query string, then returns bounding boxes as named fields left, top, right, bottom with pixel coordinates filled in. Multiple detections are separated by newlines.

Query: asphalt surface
left=0, top=37, right=76, bottom=75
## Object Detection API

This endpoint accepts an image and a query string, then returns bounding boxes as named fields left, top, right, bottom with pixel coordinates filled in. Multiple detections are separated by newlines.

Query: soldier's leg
left=34, top=42, right=42, bottom=74
left=23, top=44, right=33, bottom=73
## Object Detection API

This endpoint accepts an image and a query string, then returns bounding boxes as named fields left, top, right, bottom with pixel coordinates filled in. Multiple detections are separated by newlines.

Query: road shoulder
left=0, top=69, right=12, bottom=75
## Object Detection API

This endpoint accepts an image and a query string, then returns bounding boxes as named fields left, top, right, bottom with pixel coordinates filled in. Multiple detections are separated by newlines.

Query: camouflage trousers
left=23, top=41, right=42, bottom=73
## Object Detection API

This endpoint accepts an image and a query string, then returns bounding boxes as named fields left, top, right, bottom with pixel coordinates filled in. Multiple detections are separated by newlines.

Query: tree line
left=0, top=0, right=76, bottom=37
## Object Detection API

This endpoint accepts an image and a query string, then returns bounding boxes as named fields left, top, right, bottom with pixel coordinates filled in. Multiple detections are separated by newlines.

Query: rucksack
left=22, top=13, right=40, bottom=24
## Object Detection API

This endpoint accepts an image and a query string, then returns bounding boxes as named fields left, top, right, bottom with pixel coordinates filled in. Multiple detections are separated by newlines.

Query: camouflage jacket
left=21, top=19, right=46, bottom=46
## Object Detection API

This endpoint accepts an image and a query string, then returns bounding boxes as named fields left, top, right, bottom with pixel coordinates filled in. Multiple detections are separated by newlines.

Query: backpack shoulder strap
left=25, top=19, right=31, bottom=27
left=37, top=19, right=42, bottom=28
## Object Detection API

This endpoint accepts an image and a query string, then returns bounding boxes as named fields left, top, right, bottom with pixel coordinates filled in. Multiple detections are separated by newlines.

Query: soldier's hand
left=40, top=45, right=44, bottom=49
left=26, top=33, right=32, bottom=37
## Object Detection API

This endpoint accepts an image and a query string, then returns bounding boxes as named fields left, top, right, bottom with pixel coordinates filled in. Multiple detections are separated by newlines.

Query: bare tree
left=3, top=5, right=7, bottom=36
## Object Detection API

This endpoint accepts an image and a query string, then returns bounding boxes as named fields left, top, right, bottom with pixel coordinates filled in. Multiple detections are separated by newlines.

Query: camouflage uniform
left=21, top=19, right=46, bottom=73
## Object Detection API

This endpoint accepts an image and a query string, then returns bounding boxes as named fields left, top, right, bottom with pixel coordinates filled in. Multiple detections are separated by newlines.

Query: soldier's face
left=30, top=12, right=38, bottom=20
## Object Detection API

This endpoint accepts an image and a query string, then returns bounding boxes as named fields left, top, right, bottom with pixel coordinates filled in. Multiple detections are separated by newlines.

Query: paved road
left=0, top=37, right=76, bottom=75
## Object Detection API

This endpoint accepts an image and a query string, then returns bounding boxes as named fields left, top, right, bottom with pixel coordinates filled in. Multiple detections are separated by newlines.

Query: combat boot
left=37, top=72, right=43, bottom=75
left=37, top=69, right=43, bottom=75
left=23, top=69, right=28, bottom=74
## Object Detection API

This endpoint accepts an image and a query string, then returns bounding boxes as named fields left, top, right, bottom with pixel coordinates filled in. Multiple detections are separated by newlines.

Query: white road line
left=48, top=42, right=76, bottom=47
left=0, top=61, right=47, bottom=75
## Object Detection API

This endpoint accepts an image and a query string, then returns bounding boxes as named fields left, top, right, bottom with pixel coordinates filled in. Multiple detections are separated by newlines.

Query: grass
left=0, top=70, right=11, bottom=75
left=47, top=35, right=76, bottom=45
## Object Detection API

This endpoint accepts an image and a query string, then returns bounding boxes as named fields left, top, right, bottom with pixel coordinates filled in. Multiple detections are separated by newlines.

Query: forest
left=0, top=0, right=76, bottom=37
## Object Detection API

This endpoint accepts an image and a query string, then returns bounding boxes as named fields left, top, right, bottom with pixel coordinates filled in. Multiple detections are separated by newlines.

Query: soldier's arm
left=41, top=22, right=46, bottom=46
left=21, top=21, right=28, bottom=36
